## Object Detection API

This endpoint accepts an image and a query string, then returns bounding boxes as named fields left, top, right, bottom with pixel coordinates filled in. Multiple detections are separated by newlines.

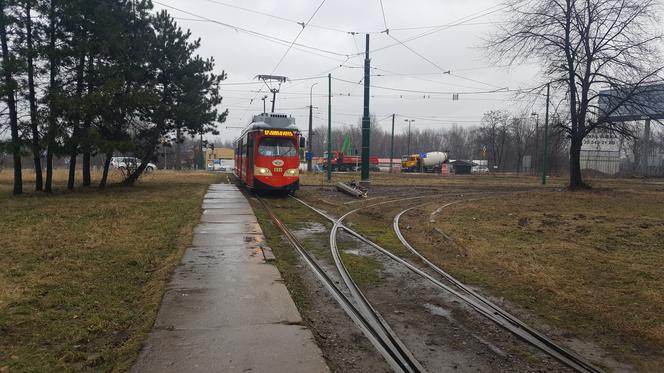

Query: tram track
left=294, top=194, right=604, bottom=373
left=257, top=197, right=425, bottom=373
left=394, top=202, right=604, bottom=373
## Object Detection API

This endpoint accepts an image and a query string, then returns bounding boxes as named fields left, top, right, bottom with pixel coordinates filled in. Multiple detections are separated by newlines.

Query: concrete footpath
left=132, top=184, right=329, bottom=373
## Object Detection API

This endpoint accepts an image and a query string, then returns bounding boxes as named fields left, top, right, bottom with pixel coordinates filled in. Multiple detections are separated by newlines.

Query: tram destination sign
left=263, top=129, right=296, bottom=137
left=599, top=83, right=664, bottom=122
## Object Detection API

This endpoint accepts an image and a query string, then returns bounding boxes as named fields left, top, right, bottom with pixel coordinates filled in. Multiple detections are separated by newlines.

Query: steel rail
left=295, top=196, right=604, bottom=373
left=257, top=197, right=418, bottom=373
left=329, top=200, right=429, bottom=373
left=393, top=202, right=604, bottom=373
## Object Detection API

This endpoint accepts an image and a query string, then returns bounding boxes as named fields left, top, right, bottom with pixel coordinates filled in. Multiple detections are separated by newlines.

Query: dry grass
left=300, top=171, right=664, bottom=192
left=405, top=188, right=664, bottom=371
left=300, top=171, right=569, bottom=188
left=0, top=169, right=223, bottom=372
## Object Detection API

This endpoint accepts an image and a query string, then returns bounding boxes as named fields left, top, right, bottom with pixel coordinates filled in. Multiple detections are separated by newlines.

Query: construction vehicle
left=322, top=134, right=379, bottom=172
left=401, top=152, right=449, bottom=173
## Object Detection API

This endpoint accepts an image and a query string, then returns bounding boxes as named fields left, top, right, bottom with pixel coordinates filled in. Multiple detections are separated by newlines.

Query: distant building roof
left=449, top=160, right=477, bottom=166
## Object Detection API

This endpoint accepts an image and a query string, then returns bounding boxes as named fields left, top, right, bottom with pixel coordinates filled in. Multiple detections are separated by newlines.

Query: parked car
left=110, top=157, right=157, bottom=172
left=471, top=165, right=489, bottom=174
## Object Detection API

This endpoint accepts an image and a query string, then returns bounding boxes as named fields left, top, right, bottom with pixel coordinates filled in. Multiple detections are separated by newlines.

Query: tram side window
left=258, top=137, right=296, bottom=157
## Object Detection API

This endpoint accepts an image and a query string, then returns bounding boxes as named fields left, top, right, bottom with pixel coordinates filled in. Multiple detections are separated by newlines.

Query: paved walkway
left=132, top=184, right=329, bottom=373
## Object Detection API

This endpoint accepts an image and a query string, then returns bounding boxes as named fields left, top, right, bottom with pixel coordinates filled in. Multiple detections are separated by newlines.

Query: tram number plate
left=274, top=167, right=282, bottom=172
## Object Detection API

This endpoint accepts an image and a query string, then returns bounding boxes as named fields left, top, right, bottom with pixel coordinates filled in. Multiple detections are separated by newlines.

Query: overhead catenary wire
left=370, top=2, right=517, bottom=54
left=198, top=0, right=387, bottom=35
left=236, top=0, right=329, bottom=124
left=331, top=76, right=542, bottom=96
left=270, top=0, right=328, bottom=75
left=378, top=0, right=389, bottom=31
left=387, top=33, right=505, bottom=90
left=167, top=0, right=542, bottom=133
left=370, top=1, right=506, bottom=91
left=220, top=75, right=328, bottom=86
left=153, top=1, right=352, bottom=59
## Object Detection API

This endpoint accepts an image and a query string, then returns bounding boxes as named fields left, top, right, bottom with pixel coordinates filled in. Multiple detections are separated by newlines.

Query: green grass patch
left=338, top=251, right=383, bottom=287
left=0, top=170, right=222, bottom=372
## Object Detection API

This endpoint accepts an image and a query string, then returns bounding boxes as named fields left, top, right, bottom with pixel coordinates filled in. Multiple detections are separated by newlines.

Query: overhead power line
left=220, top=75, right=328, bottom=86
left=386, top=33, right=504, bottom=90
left=153, top=1, right=352, bottom=59
left=370, top=2, right=513, bottom=54
left=198, top=0, right=387, bottom=35
left=270, top=0, right=328, bottom=75
left=239, top=0, right=328, bottom=124
left=331, top=76, right=514, bottom=95
left=378, top=0, right=389, bottom=31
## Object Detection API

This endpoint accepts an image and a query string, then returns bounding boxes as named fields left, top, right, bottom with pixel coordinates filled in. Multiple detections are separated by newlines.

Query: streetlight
left=404, top=119, right=415, bottom=155
left=531, top=112, right=539, bottom=174
left=307, top=82, right=319, bottom=172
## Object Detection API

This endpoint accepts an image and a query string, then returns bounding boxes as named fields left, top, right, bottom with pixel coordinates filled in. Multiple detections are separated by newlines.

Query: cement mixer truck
left=401, top=152, right=449, bottom=173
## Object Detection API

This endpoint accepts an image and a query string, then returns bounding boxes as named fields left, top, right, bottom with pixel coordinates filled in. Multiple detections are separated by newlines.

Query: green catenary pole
left=327, top=73, right=332, bottom=182
left=360, top=34, right=371, bottom=182
left=389, top=114, right=395, bottom=173
left=542, top=82, right=550, bottom=185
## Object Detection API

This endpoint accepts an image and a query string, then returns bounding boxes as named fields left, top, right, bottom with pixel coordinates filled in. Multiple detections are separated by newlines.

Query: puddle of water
left=424, top=303, right=454, bottom=321
left=296, top=222, right=327, bottom=235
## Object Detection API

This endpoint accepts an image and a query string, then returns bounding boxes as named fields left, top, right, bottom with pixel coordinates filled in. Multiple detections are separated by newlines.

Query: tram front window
left=258, top=137, right=296, bottom=157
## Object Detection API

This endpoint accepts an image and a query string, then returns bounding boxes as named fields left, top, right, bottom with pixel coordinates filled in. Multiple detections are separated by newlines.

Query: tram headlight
left=284, top=168, right=299, bottom=177
left=254, top=166, right=273, bottom=176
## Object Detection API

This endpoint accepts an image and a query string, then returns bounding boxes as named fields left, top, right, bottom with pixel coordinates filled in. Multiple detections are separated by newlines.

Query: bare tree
left=478, top=110, right=510, bottom=171
left=490, top=0, right=663, bottom=188
left=510, top=114, right=535, bottom=173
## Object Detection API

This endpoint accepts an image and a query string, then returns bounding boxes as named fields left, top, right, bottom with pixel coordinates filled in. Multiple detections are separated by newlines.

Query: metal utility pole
left=360, top=34, right=371, bottom=183
left=531, top=112, right=539, bottom=174
left=642, top=119, right=652, bottom=176
left=308, top=82, right=318, bottom=172
left=404, top=119, right=415, bottom=155
left=389, top=114, right=395, bottom=173
left=327, top=73, right=332, bottom=182
left=175, top=128, right=181, bottom=170
left=199, top=132, right=204, bottom=170
left=541, top=83, right=550, bottom=185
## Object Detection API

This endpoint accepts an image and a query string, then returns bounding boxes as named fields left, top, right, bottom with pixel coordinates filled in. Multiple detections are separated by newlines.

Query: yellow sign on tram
left=263, top=130, right=295, bottom=137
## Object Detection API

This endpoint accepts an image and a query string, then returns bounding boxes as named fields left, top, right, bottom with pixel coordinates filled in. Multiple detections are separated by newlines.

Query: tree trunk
left=82, top=148, right=91, bottom=185
left=67, top=44, right=86, bottom=191
left=123, top=133, right=159, bottom=186
left=45, top=0, right=58, bottom=193
left=569, top=137, right=584, bottom=189
left=175, top=127, right=181, bottom=170
left=99, top=152, right=112, bottom=189
left=25, top=2, right=42, bottom=191
left=82, top=53, right=95, bottom=187
left=67, top=127, right=78, bottom=190
left=0, top=3, right=22, bottom=195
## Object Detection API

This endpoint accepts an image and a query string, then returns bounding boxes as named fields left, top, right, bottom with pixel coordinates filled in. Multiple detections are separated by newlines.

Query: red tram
left=234, top=113, right=303, bottom=193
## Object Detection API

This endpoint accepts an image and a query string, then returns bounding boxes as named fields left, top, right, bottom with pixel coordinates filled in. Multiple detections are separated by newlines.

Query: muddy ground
left=252, top=179, right=645, bottom=372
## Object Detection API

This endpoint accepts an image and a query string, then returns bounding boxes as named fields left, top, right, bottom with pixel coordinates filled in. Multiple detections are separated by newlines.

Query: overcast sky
left=153, top=0, right=546, bottom=142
